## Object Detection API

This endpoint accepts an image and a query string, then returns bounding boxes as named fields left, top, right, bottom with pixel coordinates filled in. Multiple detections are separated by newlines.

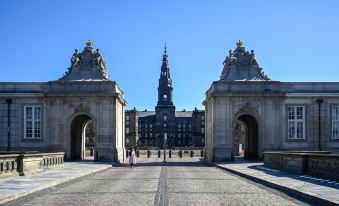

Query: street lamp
left=163, top=132, right=167, bottom=162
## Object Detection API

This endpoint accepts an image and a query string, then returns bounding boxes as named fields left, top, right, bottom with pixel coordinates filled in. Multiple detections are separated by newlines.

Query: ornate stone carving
left=220, top=40, right=270, bottom=81
left=59, top=40, right=110, bottom=81
left=233, top=101, right=262, bottom=116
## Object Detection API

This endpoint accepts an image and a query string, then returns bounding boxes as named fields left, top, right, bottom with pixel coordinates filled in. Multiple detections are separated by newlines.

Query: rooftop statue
left=59, top=40, right=110, bottom=81
left=220, top=40, right=270, bottom=81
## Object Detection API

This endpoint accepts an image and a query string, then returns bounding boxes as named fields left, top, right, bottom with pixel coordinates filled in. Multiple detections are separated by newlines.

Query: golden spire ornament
left=86, top=40, right=93, bottom=47
left=236, top=40, right=244, bottom=48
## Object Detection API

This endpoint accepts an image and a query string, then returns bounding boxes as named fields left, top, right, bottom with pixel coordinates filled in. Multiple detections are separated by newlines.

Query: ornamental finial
left=163, top=42, right=168, bottom=60
left=236, top=40, right=243, bottom=48
left=86, top=40, right=93, bottom=47
left=164, top=42, right=167, bottom=56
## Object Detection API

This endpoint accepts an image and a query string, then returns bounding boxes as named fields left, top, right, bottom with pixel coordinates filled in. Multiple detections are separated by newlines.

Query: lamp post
left=316, top=99, right=323, bottom=151
left=163, top=132, right=167, bottom=162
left=6, top=99, right=12, bottom=152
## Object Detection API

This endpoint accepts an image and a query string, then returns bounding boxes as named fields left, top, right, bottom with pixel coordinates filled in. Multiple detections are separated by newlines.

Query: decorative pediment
left=220, top=40, right=270, bottom=81
left=58, top=40, right=110, bottom=81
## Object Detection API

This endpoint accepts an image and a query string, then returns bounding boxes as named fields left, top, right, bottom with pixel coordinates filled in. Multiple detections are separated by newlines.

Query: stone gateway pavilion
left=0, top=41, right=126, bottom=162
left=204, top=41, right=339, bottom=162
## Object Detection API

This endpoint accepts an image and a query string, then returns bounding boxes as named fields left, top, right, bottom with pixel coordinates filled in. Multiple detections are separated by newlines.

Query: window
left=126, top=115, right=130, bottom=121
left=288, top=106, right=305, bottom=139
left=201, top=127, right=205, bottom=134
left=332, top=106, right=339, bottom=139
left=164, top=123, right=167, bottom=128
left=126, top=127, right=130, bottom=134
left=178, top=133, right=181, bottom=138
left=163, top=94, right=167, bottom=101
left=150, top=133, right=153, bottom=138
left=164, top=115, right=167, bottom=121
left=201, top=115, right=205, bottom=121
left=24, top=106, right=41, bottom=139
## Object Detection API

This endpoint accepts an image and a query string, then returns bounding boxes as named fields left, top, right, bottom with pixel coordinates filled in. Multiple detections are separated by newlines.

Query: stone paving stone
left=216, top=162, right=339, bottom=205
left=2, top=158, right=309, bottom=206
left=0, top=162, right=113, bottom=204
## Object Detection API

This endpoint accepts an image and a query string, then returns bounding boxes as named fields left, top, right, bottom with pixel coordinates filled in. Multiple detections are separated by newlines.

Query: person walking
left=129, top=147, right=137, bottom=168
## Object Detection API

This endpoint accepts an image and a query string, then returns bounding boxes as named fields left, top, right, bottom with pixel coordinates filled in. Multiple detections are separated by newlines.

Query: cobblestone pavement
left=3, top=158, right=309, bottom=206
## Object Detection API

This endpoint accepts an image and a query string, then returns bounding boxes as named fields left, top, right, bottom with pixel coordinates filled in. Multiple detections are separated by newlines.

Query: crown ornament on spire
left=236, top=40, right=244, bottom=48
left=86, top=40, right=93, bottom=47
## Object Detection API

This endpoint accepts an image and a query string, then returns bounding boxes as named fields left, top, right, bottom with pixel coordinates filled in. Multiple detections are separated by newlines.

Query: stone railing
left=128, top=149, right=204, bottom=158
left=0, top=154, right=19, bottom=178
left=41, top=153, right=64, bottom=168
left=0, top=152, right=64, bottom=178
left=264, top=151, right=339, bottom=181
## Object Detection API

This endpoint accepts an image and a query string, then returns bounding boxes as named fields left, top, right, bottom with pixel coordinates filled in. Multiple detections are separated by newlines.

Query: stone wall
left=264, top=151, right=339, bottom=181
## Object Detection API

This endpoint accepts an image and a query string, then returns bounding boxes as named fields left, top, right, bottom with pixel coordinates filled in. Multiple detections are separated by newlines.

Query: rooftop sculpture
left=220, top=40, right=270, bottom=81
left=59, top=40, right=110, bottom=81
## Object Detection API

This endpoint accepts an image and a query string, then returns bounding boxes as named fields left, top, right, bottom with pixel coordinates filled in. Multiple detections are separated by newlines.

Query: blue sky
left=1, top=1, right=338, bottom=110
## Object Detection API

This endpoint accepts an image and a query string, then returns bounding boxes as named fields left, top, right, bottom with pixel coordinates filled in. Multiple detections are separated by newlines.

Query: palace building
left=0, top=41, right=126, bottom=162
left=204, top=41, right=339, bottom=162
left=125, top=46, right=205, bottom=149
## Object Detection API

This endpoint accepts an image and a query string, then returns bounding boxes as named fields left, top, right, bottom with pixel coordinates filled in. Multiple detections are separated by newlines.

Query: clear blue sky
left=1, top=1, right=338, bottom=110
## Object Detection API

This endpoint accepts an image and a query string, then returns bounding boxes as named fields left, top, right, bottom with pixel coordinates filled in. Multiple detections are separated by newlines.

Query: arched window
left=163, top=94, right=167, bottom=101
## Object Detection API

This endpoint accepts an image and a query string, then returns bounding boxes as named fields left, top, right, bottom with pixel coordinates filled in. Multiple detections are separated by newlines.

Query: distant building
left=204, top=40, right=339, bottom=162
left=125, top=46, right=205, bottom=149
left=0, top=41, right=126, bottom=162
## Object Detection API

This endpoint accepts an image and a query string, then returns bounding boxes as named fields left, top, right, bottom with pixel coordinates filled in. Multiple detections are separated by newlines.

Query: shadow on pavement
left=248, top=164, right=339, bottom=190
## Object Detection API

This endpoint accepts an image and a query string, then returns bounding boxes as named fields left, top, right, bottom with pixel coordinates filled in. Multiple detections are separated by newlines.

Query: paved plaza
left=215, top=161, right=339, bottom=205
left=0, top=162, right=113, bottom=205
left=1, top=158, right=310, bottom=206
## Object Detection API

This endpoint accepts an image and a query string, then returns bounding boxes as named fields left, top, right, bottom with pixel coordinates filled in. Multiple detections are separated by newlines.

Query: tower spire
left=157, top=43, right=174, bottom=107
left=163, top=42, right=168, bottom=60
left=161, top=43, right=169, bottom=71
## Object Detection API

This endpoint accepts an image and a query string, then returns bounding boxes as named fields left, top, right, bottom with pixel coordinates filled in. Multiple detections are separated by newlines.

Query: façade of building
left=0, top=41, right=126, bottom=162
left=125, top=46, right=205, bottom=149
left=204, top=40, right=339, bottom=162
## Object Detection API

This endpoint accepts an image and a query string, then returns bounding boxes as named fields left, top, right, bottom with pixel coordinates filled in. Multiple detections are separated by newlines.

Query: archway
left=234, top=114, right=259, bottom=160
left=70, top=114, right=96, bottom=160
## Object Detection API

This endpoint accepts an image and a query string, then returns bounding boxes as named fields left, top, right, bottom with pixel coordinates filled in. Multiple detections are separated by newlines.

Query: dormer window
left=163, top=94, right=167, bottom=101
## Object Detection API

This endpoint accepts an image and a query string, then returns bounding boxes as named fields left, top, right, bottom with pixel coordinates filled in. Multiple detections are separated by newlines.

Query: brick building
left=125, top=46, right=205, bottom=149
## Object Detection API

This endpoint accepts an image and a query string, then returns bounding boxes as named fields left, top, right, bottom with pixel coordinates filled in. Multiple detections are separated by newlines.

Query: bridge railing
left=0, top=152, right=64, bottom=178
left=126, top=149, right=204, bottom=159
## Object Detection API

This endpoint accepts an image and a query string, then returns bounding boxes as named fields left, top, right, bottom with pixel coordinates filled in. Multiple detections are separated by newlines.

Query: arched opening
left=234, top=114, right=258, bottom=160
left=71, top=114, right=96, bottom=161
